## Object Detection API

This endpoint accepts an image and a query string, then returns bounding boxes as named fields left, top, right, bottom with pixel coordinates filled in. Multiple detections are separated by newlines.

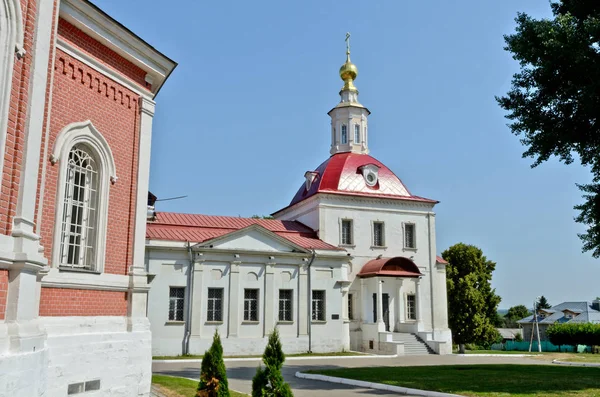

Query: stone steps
left=392, top=333, right=436, bottom=355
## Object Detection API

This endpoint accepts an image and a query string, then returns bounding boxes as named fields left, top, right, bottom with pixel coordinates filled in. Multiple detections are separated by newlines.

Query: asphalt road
left=153, top=354, right=547, bottom=396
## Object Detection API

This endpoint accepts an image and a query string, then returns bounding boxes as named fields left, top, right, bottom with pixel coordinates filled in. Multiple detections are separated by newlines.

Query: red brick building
left=0, top=0, right=175, bottom=395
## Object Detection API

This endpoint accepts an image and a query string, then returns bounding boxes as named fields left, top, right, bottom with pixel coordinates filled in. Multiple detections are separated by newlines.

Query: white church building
left=145, top=41, right=452, bottom=356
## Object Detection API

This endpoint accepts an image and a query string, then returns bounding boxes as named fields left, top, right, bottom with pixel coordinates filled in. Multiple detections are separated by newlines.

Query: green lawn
left=309, top=364, right=600, bottom=397
left=562, top=353, right=600, bottom=364
left=152, top=375, right=248, bottom=397
left=153, top=351, right=364, bottom=360
left=461, top=350, right=543, bottom=355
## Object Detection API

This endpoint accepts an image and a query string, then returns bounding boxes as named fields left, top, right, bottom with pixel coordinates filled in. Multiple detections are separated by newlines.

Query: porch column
left=376, top=277, right=385, bottom=332
left=360, top=278, right=367, bottom=322
left=227, top=260, right=241, bottom=337
left=415, top=278, right=424, bottom=331
left=395, top=278, right=404, bottom=332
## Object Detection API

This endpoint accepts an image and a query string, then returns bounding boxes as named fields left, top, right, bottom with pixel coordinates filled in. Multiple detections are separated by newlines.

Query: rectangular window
left=373, top=222, right=385, bottom=247
left=312, top=290, right=326, bottom=321
left=207, top=288, right=223, bottom=322
left=168, top=287, right=185, bottom=321
left=244, top=289, right=259, bottom=321
left=404, top=223, right=416, bottom=249
left=348, top=293, right=354, bottom=320
left=354, top=124, right=360, bottom=143
left=341, top=219, right=353, bottom=245
left=407, top=294, right=416, bottom=320
left=278, top=289, right=293, bottom=322
left=341, top=125, right=348, bottom=144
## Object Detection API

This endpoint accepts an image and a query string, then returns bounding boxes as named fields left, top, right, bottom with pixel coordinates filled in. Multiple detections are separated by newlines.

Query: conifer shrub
left=197, top=330, right=229, bottom=397
left=252, top=329, right=293, bottom=397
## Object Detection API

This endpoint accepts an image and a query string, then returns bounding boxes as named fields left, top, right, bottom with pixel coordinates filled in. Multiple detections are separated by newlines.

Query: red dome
left=287, top=152, right=437, bottom=207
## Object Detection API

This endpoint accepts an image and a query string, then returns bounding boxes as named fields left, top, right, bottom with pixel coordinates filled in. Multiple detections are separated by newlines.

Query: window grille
left=279, top=289, right=293, bottom=321
left=341, top=219, right=353, bottom=245
left=348, top=293, right=354, bottom=320
left=59, top=144, right=98, bottom=270
left=341, top=125, right=347, bottom=144
left=312, top=290, right=326, bottom=321
left=407, top=294, right=416, bottom=320
left=207, top=288, right=223, bottom=322
left=168, top=287, right=185, bottom=321
left=244, top=289, right=259, bottom=321
left=405, top=224, right=416, bottom=249
left=373, top=222, right=384, bottom=247
left=354, top=124, right=360, bottom=143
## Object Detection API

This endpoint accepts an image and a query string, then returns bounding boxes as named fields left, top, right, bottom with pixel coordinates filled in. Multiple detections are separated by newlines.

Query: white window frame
left=168, top=286, right=185, bottom=322
left=341, top=124, right=348, bottom=144
left=354, top=124, right=360, bottom=143
left=243, top=288, right=259, bottom=322
left=312, top=290, right=326, bottom=322
left=51, top=121, right=117, bottom=272
left=372, top=221, right=385, bottom=247
left=403, top=222, right=417, bottom=250
left=278, top=289, right=293, bottom=322
left=207, top=288, right=224, bottom=322
left=406, top=294, right=416, bottom=321
left=340, top=218, right=354, bottom=246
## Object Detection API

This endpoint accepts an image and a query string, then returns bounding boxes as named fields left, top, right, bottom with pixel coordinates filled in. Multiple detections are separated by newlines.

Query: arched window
left=354, top=124, right=360, bottom=143
left=341, top=125, right=347, bottom=144
left=51, top=121, right=117, bottom=272
left=60, top=144, right=98, bottom=269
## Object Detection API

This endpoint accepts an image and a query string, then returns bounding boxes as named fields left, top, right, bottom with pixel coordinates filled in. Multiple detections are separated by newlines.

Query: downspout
left=184, top=241, right=195, bottom=355
left=307, top=249, right=316, bottom=353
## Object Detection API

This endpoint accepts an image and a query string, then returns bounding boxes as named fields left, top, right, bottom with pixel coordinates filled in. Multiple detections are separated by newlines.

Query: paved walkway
left=152, top=354, right=547, bottom=396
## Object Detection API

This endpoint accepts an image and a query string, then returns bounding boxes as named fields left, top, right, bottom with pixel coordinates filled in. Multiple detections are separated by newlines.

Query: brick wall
left=0, top=270, right=8, bottom=320
left=40, top=19, right=142, bottom=276
left=39, top=288, right=128, bottom=316
left=0, top=0, right=42, bottom=235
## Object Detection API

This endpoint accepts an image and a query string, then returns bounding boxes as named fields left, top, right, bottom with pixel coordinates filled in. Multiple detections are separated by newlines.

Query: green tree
left=506, top=305, right=531, bottom=326
left=252, top=329, right=293, bottom=397
left=496, top=1, right=600, bottom=257
left=537, top=296, right=552, bottom=311
left=443, top=243, right=502, bottom=354
left=197, top=330, right=229, bottom=397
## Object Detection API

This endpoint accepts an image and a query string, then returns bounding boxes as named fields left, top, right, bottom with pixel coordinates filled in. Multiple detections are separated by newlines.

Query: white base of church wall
left=42, top=316, right=152, bottom=397
left=0, top=345, right=48, bottom=397
left=153, top=334, right=346, bottom=357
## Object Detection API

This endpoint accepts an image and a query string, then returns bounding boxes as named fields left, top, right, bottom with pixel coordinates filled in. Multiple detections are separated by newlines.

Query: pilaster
left=191, top=254, right=204, bottom=336
left=415, top=278, right=424, bottom=332
left=298, top=263, right=308, bottom=336
left=263, top=261, right=275, bottom=335
left=227, top=260, right=241, bottom=337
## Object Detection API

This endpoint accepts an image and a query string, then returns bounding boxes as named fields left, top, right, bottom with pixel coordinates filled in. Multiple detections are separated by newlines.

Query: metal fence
left=491, top=341, right=591, bottom=353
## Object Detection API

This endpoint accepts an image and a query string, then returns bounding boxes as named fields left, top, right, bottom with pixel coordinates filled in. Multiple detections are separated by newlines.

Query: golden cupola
left=339, top=32, right=358, bottom=93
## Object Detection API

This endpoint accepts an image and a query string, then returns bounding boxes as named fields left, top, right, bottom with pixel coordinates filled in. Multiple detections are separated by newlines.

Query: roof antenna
left=155, top=195, right=188, bottom=202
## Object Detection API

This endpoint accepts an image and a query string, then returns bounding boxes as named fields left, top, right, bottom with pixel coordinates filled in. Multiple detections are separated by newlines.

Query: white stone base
left=153, top=334, right=345, bottom=357
left=0, top=345, right=48, bottom=397
left=42, top=316, right=152, bottom=397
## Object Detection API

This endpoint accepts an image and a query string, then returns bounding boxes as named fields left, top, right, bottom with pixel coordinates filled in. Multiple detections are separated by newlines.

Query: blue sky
left=95, top=0, right=599, bottom=309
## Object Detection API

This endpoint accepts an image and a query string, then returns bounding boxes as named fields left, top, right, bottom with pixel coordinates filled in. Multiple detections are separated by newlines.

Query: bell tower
left=329, top=33, right=371, bottom=155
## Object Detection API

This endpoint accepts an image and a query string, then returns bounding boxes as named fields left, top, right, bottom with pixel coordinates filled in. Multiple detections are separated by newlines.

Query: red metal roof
left=284, top=152, right=437, bottom=209
left=146, top=212, right=341, bottom=251
left=436, top=255, right=448, bottom=264
left=357, top=257, right=423, bottom=278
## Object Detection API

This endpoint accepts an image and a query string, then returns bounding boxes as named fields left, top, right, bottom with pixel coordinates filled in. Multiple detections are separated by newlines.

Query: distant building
left=145, top=41, right=452, bottom=357
left=496, top=328, right=521, bottom=342
left=517, top=300, right=600, bottom=341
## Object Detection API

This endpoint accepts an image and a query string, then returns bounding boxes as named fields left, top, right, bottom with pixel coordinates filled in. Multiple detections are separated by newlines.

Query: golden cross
left=345, top=32, right=351, bottom=55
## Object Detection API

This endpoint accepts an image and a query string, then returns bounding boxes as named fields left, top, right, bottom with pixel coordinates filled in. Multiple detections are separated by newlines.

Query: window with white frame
left=404, top=223, right=416, bottom=249
left=407, top=294, right=416, bottom=320
left=373, top=221, right=385, bottom=247
left=279, top=289, right=293, bottom=321
left=244, top=289, right=259, bottom=321
left=354, top=124, right=360, bottom=143
left=207, top=288, right=223, bottom=322
left=59, top=144, right=99, bottom=270
left=341, top=219, right=353, bottom=245
left=168, top=287, right=185, bottom=321
left=348, top=293, right=354, bottom=320
left=341, top=125, right=348, bottom=144
left=312, top=290, right=326, bottom=321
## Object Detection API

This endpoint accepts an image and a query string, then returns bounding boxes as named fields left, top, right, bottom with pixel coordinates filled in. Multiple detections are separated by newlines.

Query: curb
left=295, top=372, right=464, bottom=397
left=552, top=359, right=600, bottom=367
left=455, top=354, right=540, bottom=358
left=153, top=353, right=397, bottom=364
